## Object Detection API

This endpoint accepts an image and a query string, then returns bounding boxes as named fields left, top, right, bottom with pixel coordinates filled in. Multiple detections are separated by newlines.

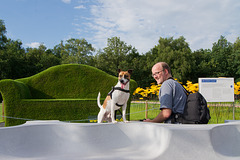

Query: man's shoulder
left=162, top=79, right=175, bottom=86
left=161, top=79, right=175, bottom=91
left=162, top=79, right=182, bottom=89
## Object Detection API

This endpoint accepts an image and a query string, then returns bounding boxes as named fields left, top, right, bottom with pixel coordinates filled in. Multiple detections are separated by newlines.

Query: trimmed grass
left=1, top=102, right=239, bottom=124
left=0, top=103, right=3, bottom=123
left=208, top=103, right=240, bottom=124
left=130, top=101, right=240, bottom=124
left=130, top=102, right=160, bottom=121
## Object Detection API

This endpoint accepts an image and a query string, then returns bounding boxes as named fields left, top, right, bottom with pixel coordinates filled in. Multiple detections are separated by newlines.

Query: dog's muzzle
left=120, top=79, right=129, bottom=89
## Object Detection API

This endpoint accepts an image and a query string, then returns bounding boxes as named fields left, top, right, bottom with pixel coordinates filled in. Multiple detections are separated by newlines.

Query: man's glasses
left=152, top=70, right=164, bottom=77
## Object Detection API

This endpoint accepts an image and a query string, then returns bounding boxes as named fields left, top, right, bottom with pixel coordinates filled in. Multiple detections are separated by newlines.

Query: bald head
left=153, top=62, right=172, bottom=75
left=152, top=62, right=172, bottom=84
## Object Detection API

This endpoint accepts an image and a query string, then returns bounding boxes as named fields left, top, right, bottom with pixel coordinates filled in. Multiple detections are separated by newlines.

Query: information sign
left=199, top=78, right=234, bottom=102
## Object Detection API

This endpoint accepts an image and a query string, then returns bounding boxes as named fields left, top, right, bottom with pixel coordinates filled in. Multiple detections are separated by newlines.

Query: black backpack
left=181, top=92, right=211, bottom=124
left=169, top=78, right=211, bottom=124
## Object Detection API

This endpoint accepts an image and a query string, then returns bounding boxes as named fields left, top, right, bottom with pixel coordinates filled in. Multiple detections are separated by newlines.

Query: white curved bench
left=0, top=121, right=239, bottom=160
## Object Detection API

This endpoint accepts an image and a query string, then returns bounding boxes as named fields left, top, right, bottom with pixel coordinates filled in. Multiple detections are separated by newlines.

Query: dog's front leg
left=122, top=104, right=129, bottom=123
left=111, top=101, right=117, bottom=123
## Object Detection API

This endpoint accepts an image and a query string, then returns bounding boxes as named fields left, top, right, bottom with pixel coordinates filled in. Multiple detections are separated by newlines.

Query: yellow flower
left=133, top=80, right=240, bottom=99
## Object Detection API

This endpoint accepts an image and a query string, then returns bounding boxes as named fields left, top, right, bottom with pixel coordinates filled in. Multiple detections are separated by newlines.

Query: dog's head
left=118, top=69, right=133, bottom=89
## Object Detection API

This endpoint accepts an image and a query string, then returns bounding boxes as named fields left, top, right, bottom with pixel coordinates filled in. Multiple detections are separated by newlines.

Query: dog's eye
left=119, top=75, right=123, bottom=78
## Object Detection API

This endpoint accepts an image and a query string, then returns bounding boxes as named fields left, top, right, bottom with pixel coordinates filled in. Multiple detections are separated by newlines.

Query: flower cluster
left=234, top=82, right=240, bottom=95
left=184, top=81, right=199, bottom=93
left=133, top=83, right=161, bottom=100
left=90, top=118, right=123, bottom=123
left=133, top=80, right=240, bottom=100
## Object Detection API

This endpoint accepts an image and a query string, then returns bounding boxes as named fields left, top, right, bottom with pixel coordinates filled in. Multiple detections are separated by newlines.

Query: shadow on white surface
left=0, top=120, right=239, bottom=160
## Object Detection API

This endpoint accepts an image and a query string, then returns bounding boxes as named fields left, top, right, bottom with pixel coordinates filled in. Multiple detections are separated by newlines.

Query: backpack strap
left=179, top=83, right=191, bottom=95
left=167, top=77, right=191, bottom=95
left=173, top=83, right=191, bottom=124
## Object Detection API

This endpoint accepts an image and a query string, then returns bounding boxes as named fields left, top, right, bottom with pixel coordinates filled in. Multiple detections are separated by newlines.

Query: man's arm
left=144, top=108, right=172, bottom=123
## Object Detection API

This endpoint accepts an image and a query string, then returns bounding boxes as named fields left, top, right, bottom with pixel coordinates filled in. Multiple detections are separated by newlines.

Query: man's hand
left=143, top=119, right=153, bottom=122
left=143, top=108, right=172, bottom=123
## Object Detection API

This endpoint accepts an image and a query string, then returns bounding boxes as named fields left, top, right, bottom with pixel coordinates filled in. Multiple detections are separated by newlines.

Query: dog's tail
left=97, top=92, right=102, bottom=109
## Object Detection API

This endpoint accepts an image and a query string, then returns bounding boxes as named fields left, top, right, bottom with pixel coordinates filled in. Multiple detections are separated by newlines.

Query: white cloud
left=78, top=0, right=240, bottom=53
left=25, top=42, right=41, bottom=48
left=62, top=0, right=71, bottom=4
left=74, top=5, right=86, bottom=9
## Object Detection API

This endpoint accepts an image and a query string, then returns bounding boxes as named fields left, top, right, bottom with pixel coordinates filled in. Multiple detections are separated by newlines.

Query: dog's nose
left=120, top=79, right=124, bottom=83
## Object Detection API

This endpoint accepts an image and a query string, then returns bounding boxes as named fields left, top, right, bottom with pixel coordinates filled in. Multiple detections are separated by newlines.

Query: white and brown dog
left=97, top=69, right=132, bottom=123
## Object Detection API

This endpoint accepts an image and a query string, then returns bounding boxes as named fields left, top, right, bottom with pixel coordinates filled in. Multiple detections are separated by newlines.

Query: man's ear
left=128, top=69, right=133, bottom=75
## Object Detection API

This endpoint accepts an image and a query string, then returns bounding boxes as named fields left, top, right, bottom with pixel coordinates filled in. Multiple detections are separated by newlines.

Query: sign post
left=199, top=78, right=235, bottom=120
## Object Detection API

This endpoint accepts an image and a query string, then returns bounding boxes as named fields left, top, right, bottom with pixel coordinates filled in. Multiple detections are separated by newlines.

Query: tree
left=53, top=38, right=95, bottom=65
left=148, top=36, right=193, bottom=83
left=0, top=20, right=32, bottom=79
left=94, top=37, right=138, bottom=76
left=211, top=36, right=235, bottom=77
left=25, top=44, right=60, bottom=75
left=191, top=49, right=212, bottom=82
left=0, top=39, right=26, bottom=79
left=0, top=19, right=7, bottom=49
left=233, top=37, right=240, bottom=82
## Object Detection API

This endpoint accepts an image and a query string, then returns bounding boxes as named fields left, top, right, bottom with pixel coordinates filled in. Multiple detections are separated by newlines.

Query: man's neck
left=166, top=75, right=173, bottom=80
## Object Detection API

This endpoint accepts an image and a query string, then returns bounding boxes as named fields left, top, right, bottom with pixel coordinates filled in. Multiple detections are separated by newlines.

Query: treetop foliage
left=1, top=19, right=240, bottom=87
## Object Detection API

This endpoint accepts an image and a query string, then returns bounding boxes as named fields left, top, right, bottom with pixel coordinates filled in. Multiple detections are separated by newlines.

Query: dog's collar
left=108, top=87, right=130, bottom=99
left=113, top=87, right=130, bottom=93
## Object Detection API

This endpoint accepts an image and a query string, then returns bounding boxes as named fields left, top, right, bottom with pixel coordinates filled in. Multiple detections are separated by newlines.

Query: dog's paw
left=112, top=121, right=118, bottom=124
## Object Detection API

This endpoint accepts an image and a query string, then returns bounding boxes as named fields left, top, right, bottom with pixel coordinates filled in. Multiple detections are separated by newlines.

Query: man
left=144, top=62, right=187, bottom=123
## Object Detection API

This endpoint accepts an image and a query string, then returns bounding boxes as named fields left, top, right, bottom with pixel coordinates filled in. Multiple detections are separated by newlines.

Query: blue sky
left=1, top=0, right=240, bottom=54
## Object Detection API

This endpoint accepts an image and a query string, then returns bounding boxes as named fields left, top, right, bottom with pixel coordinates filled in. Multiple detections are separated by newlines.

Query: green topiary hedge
left=0, top=64, right=138, bottom=126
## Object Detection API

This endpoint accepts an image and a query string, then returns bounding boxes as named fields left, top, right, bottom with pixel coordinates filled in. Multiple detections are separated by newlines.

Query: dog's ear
left=117, top=69, right=122, bottom=73
left=128, top=69, right=133, bottom=75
